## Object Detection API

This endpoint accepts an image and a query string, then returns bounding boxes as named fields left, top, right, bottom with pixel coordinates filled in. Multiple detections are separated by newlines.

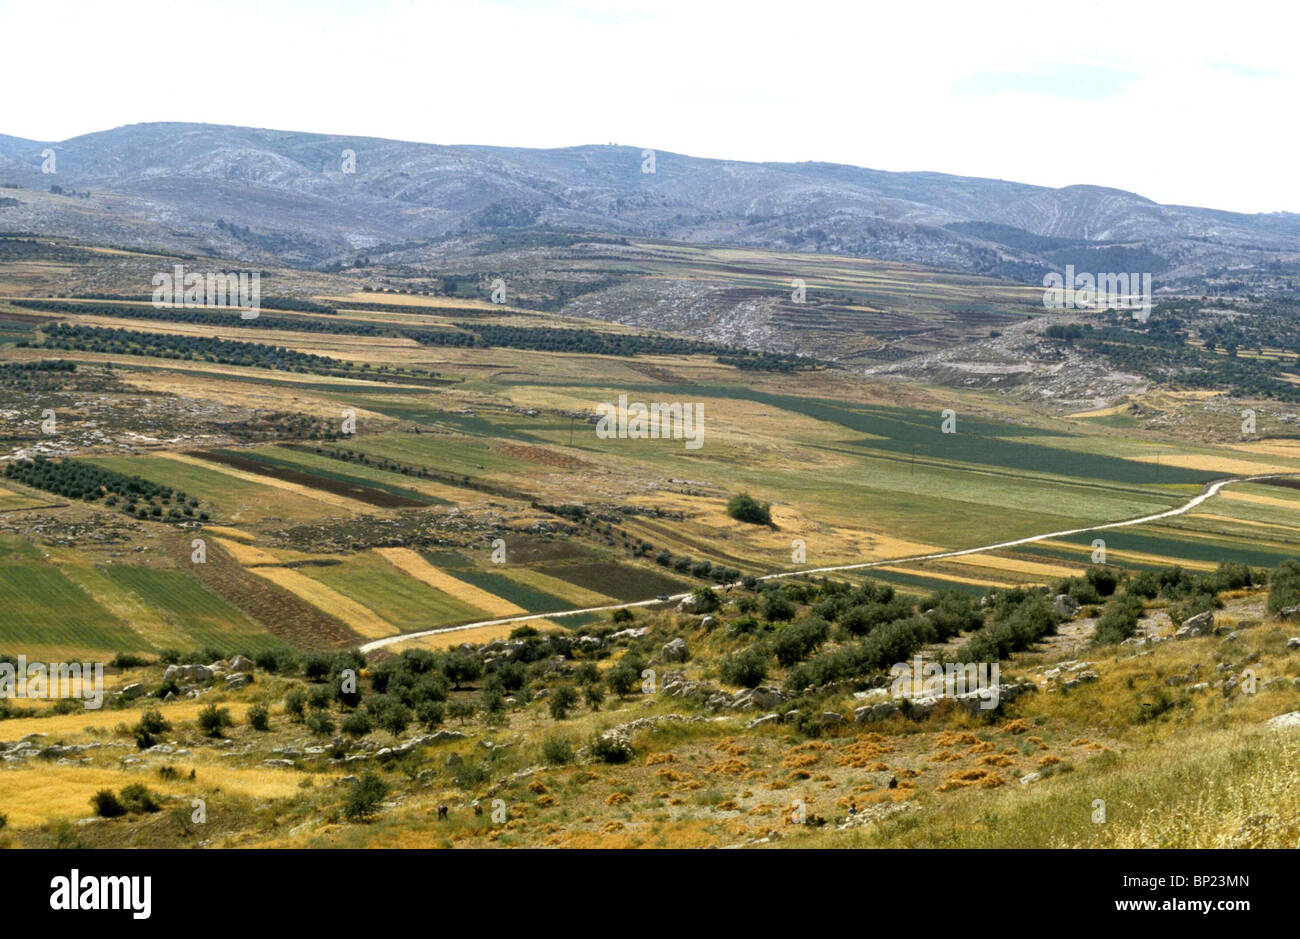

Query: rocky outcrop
left=1174, top=611, right=1214, bottom=639
left=1265, top=711, right=1300, bottom=730
left=1052, top=594, right=1081, bottom=617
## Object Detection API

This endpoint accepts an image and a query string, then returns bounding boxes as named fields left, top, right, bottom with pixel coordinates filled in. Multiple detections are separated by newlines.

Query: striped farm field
left=50, top=557, right=193, bottom=651
left=88, top=453, right=273, bottom=505
left=200, top=525, right=257, bottom=543
left=947, top=553, right=1083, bottom=580
left=256, top=446, right=456, bottom=504
left=536, top=560, right=693, bottom=602
left=199, top=448, right=440, bottom=508
left=1048, top=525, right=1299, bottom=570
left=478, top=565, right=619, bottom=609
left=99, top=565, right=283, bottom=654
left=249, top=565, right=397, bottom=640
left=297, top=548, right=488, bottom=629
left=212, top=537, right=286, bottom=567
left=374, top=547, right=524, bottom=618
left=876, top=564, right=1016, bottom=589
left=852, top=568, right=989, bottom=597
left=446, top=567, right=590, bottom=613
left=0, top=561, right=152, bottom=656
left=157, top=452, right=365, bottom=512
left=1220, top=487, right=1300, bottom=512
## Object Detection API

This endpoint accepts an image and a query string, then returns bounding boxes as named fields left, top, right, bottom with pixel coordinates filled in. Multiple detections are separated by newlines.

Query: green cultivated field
left=300, top=552, right=488, bottom=630
left=100, top=566, right=283, bottom=654
left=0, top=562, right=150, bottom=656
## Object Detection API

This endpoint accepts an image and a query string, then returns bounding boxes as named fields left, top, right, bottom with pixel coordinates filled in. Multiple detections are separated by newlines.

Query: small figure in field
left=473, top=802, right=483, bottom=817
left=437, top=804, right=448, bottom=820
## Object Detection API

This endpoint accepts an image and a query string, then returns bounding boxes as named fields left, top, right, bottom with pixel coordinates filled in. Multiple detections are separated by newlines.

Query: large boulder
left=1174, top=611, right=1215, bottom=640
left=1265, top=711, right=1300, bottom=730
left=662, top=638, right=689, bottom=663
left=854, top=700, right=900, bottom=723
left=1287, top=638, right=1300, bottom=650
left=678, top=592, right=715, bottom=614
left=1052, top=594, right=1081, bottom=617
left=731, top=686, right=785, bottom=711
left=428, top=730, right=467, bottom=743
left=162, top=663, right=213, bottom=683
left=228, top=654, right=254, bottom=674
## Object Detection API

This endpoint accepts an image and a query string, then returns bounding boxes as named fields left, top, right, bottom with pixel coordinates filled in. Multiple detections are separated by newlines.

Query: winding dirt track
left=358, top=473, right=1293, bottom=653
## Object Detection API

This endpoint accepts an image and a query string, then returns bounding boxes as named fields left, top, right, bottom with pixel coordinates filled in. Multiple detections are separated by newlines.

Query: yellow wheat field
left=0, top=761, right=311, bottom=828
left=249, top=566, right=396, bottom=639
left=375, top=548, right=528, bottom=618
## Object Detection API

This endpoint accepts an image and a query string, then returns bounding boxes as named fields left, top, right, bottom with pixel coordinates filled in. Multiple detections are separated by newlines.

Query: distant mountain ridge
left=2, top=121, right=1298, bottom=282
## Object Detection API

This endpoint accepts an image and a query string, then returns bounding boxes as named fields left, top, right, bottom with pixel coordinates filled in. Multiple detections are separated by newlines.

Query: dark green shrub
left=197, top=704, right=232, bottom=738
left=247, top=702, right=270, bottom=731
left=719, top=647, right=769, bottom=688
left=726, top=492, right=772, bottom=526
left=91, top=789, right=126, bottom=818
left=119, top=783, right=161, bottom=814
left=541, top=735, right=575, bottom=764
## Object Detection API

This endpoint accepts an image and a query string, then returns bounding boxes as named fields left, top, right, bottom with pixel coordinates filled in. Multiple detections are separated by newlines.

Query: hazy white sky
left=3, top=0, right=1297, bottom=212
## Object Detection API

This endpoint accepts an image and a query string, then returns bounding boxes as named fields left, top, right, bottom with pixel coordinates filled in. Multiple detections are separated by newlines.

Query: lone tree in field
left=727, top=492, right=773, bottom=527
left=343, top=771, right=388, bottom=821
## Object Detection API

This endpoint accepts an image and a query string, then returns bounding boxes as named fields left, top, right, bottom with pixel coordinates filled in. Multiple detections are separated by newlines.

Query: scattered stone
left=662, top=638, right=689, bottom=663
